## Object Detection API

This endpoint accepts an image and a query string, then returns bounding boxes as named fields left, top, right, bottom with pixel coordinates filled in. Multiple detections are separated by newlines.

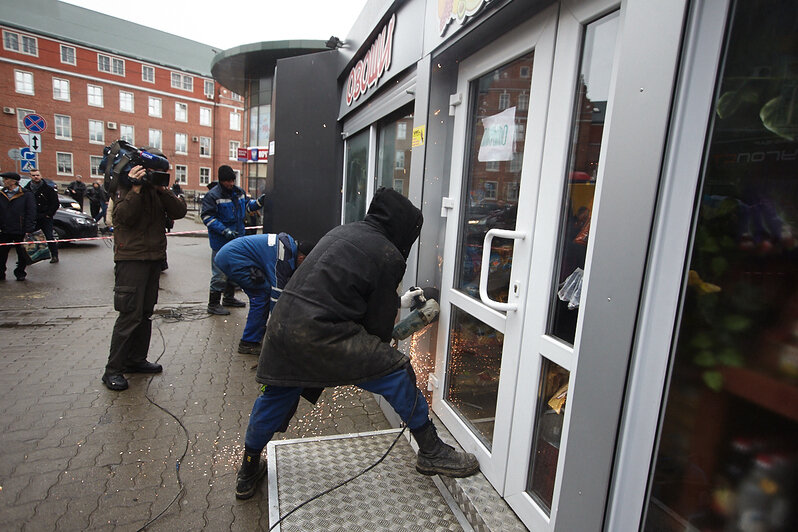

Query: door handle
left=479, top=229, right=526, bottom=312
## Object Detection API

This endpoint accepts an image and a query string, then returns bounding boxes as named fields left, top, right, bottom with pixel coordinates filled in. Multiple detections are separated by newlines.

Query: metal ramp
left=267, top=429, right=472, bottom=531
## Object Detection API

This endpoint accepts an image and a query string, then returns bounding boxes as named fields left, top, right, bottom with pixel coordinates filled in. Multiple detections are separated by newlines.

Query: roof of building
left=211, top=40, right=330, bottom=95
left=0, top=0, right=218, bottom=76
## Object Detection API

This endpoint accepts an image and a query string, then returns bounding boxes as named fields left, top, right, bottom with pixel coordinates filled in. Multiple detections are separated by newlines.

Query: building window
left=56, top=152, right=73, bottom=175
left=87, top=84, right=103, bottom=107
left=175, top=102, right=187, bottom=122
left=199, top=167, right=211, bottom=185
left=3, top=31, right=37, bottom=56
left=171, top=72, right=193, bottom=91
left=120, top=124, right=134, bottom=144
left=14, top=70, right=34, bottom=95
left=90, top=155, right=103, bottom=177
left=149, top=129, right=162, bottom=149
left=486, top=161, right=501, bottom=172
left=200, top=107, right=212, bottom=127
left=98, top=54, right=110, bottom=72
left=204, top=80, right=214, bottom=97
left=89, top=119, right=104, bottom=144
left=395, top=151, right=405, bottom=170
left=200, top=137, right=211, bottom=157
left=397, top=122, right=407, bottom=140
left=175, top=133, right=188, bottom=154
left=230, top=91, right=243, bottom=101
left=60, top=44, right=76, bottom=65
left=506, top=181, right=519, bottom=202
left=175, top=165, right=188, bottom=185
left=148, top=97, right=162, bottom=117
left=52, top=78, right=70, bottom=101
left=17, top=108, right=34, bottom=133
left=119, top=90, right=134, bottom=113
left=142, top=65, right=155, bottom=83
left=229, top=140, right=240, bottom=159
left=520, top=66, right=531, bottom=78
left=484, top=181, right=498, bottom=200
left=98, top=54, right=124, bottom=75
left=112, top=57, right=124, bottom=75
left=518, top=92, right=529, bottom=111
left=54, top=114, right=72, bottom=140
left=498, top=92, right=510, bottom=110
left=230, top=112, right=241, bottom=131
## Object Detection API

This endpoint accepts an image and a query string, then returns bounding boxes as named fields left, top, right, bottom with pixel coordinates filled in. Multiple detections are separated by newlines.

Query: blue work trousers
left=210, top=248, right=228, bottom=292
left=244, top=366, right=430, bottom=452
left=241, top=287, right=269, bottom=343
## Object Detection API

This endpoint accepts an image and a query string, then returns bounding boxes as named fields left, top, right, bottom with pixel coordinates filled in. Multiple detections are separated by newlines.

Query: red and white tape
left=0, top=226, right=263, bottom=246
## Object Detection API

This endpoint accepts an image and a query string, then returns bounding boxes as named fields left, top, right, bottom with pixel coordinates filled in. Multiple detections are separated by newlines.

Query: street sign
left=20, top=147, right=36, bottom=161
left=7, top=148, right=21, bottom=161
left=19, top=133, right=41, bottom=152
left=23, top=113, right=47, bottom=133
left=22, top=160, right=36, bottom=172
left=237, top=147, right=248, bottom=161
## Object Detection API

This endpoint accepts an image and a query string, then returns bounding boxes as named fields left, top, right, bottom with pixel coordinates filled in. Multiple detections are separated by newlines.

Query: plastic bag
left=557, top=267, right=583, bottom=310
left=23, top=230, right=52, bottom=264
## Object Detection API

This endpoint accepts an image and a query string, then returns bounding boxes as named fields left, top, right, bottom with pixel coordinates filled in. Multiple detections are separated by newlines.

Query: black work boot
left=238, top=340, right=262, bottom=355
left=411, top=420, right=480, bottom=478
left=208, top=291, right=230, bottom=315
left=235, top=448, right=267, bottom=500
left=223, top=285, right=246, bottom=307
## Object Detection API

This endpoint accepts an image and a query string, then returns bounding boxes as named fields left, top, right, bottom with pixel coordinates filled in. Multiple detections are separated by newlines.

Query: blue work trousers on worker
left=241, top=287, right=269, bottom=343
left=244, top=365, right=430, bottom=452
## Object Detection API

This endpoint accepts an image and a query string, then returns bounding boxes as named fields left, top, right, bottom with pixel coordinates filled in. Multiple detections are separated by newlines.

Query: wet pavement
left=0, top=216, right=392, bottom=531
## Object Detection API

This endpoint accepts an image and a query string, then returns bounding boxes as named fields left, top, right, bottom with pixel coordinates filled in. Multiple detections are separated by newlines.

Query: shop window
left=547, top=12, right=619, bottom=345
left=344, top=129, right=369, bottom=223
left=645, top=1, right=798, bottom=530
left=250, top=104, right=271, bottom=146
left=377, top=107, right=414, bottom=198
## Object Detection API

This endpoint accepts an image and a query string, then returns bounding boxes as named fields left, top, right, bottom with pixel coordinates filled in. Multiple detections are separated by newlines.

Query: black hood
left=364, top=187, right=423, bottom=259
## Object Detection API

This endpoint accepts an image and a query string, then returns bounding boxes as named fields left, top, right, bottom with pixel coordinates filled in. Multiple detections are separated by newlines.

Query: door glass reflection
left=526, top=358, right=570, bottom=514
left=445, top=306, right=504, bottom=448
left=547, top=12, right=620, bottom=345
left=455, top=52, right=534, bottom=304
left=344, top=129, right=369, bottom=223
left=377, top=106, right=414, bottom=197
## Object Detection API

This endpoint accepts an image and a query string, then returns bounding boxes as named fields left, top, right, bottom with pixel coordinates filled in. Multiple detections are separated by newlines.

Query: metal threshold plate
left=267, top=429, right=469, bottom=531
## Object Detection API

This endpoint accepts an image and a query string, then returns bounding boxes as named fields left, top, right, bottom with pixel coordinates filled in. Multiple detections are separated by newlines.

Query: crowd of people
left=3, top=159, right=481, bottom=501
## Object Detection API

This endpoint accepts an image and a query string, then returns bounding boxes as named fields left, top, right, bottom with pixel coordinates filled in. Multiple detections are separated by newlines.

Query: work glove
left=400, top=287, right=425, bottom=308
left=223, top=228, right=238, bottom=241
left=249, top=266, right=266, bottom=285
left=257, top=194, right=267, bottom=208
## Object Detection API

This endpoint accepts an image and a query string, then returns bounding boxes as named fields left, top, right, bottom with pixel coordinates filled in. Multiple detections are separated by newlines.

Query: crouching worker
left=213, top=233, right=314, bottom=355
left=235, top=187, right=479, bottom=500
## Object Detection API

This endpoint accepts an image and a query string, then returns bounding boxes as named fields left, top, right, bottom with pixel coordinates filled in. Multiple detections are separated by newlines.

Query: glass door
left=434, top=5, right=559, bottom=488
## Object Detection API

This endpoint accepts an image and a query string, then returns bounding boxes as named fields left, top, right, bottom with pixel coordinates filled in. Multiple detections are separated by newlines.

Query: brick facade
left=0, top=24, right=245, bottom=193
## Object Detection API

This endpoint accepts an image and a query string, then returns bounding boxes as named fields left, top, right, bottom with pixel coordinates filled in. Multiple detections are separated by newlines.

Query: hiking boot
left=235, top=449, right=267, bottom=500
left=102, top=373, right=129, bottom=391
left=411, top=421, right=480, bottom=478
left=238, top=340, right=262, bottom=355
left=223, top=285, right=246, bottom=307
left=208, top=291, right=230, bottom=315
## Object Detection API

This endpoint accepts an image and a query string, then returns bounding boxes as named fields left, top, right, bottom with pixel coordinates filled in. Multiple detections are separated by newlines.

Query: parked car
left=53, top=207, right=98, bottom=244
left=58, top=194, right=81, bottom=211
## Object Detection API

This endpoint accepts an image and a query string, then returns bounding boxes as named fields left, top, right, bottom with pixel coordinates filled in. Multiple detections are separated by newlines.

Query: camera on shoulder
left=100, top=140, right=171, bottom=193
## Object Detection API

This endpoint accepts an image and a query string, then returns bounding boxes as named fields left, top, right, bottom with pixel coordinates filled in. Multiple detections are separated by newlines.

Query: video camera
left=100, top=140, right=171, bottom=193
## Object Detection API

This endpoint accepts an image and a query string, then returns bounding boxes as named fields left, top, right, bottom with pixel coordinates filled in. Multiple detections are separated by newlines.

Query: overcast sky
left=62, top=0, right=369, bottom=50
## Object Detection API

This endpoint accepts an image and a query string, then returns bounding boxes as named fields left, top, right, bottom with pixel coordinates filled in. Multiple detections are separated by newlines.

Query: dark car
left=58, top=194, right=81, bottom=211
left=53, top=207, right=98, bottom=244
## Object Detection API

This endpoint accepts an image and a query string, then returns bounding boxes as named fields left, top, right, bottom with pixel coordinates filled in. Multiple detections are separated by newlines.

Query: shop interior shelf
left=721, top=366, right=798, bottom=423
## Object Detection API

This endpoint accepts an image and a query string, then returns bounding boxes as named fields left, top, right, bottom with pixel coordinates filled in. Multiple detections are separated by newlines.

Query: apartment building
left=0, top=0, right=245, bottom=193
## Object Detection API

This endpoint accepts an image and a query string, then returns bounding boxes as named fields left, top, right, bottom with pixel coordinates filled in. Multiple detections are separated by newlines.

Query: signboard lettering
left=478, top=107, right=516, bottom=162
left=345, top=14, right=396, bottom=106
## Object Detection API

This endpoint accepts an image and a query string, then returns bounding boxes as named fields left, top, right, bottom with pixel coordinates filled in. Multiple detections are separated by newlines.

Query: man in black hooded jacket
left=235, top=187, right=479, bottom=500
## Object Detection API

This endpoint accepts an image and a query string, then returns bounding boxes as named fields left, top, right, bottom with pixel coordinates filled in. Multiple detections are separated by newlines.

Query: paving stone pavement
left=0, top=301, right=392, bottom=531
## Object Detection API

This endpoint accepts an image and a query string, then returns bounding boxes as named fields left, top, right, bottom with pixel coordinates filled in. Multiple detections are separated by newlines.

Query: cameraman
left=101, top=164, right=187, bottom=391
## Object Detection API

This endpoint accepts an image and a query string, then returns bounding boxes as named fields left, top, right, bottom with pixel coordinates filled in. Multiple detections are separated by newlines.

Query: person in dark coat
left=0, top=172, right=36, bottom=281
left=67, top=175, right=87, bottom=212
left=23, top=169, right=60, bottom=263
left=234, top=187, right=479, bottom=500
left=101, top=165, right=187, bottom=391
left=87, top=182, right=107, bottom=223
